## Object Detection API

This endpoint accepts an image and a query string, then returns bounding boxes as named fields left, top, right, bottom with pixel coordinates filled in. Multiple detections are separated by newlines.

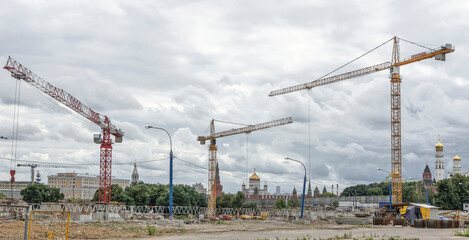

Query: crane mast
left=390, top=37, right=402, bottom=203
left=4, top=57, right=124, bottom=202
left=269, top=36, right=454, bottom=204
left=197, top=117, right=293, bottom=217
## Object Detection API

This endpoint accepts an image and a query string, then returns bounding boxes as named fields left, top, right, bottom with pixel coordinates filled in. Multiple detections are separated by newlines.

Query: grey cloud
left=0, top=0, right=468, bottom=194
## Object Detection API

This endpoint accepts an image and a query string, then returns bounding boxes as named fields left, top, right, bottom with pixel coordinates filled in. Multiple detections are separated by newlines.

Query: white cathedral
left=434, top=137, right=467, bottom=181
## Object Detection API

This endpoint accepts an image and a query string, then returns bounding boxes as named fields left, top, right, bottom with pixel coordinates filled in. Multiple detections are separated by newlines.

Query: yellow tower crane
left=269, top=36, right=454, bottom=204
left=197, top=117, right=293, bottom=217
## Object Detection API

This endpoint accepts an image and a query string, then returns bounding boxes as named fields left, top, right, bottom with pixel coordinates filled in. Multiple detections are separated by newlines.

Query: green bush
left=146, top=225, right=156, bottom=235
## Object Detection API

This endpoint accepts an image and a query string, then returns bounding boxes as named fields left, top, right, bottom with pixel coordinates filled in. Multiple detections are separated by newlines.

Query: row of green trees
left=341, top=182, right=390, bottom=197
left=20, top=175, right=469, bottom=210
left=216, top=192, right=257, bottom=209
left=91, top=183, right=207, bottom=207
left=341, top=181, right=428, bottom=203
left=341, top=174, right=469, bottom=210
left=19, top=182, right=206, bottom=206
left=273, top=198, right=301, bottom=209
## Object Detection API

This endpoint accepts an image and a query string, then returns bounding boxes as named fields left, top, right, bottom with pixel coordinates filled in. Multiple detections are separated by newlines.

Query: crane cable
left=316, top=37, right=394, bottom=81
left=399, top=37, right=434, bottom=51
left=214, top=119, right=250, bottom=126
left=0, top=156, right=169, bottom=166
left=308, top=90, right=311, bottom=181
left=246, top=133, right=249, bottom=183
left=11, top=79, right=22, bottom=173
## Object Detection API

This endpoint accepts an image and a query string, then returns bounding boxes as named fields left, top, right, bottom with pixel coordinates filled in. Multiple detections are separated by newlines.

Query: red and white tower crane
left=4, top=56, right=124, bottom=202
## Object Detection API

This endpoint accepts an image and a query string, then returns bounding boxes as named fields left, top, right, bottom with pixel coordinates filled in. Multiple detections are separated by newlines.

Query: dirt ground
left=1, top=219, right=468, bottom=240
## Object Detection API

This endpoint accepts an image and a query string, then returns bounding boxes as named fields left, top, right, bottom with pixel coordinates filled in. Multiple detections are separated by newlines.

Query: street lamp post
left=377, top=168, right=392, bottom=215
left=285, top=157, right=306, bottom=219
left=145, top=126, right=173, bottom=217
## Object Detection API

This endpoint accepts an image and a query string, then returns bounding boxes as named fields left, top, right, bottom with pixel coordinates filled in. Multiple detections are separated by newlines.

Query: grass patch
left=456, top=230, right=469, bottom=237
left=146, top=225, right=156, bottom=235
left=326, top=233, right=352, bottom=239
left=174, top=214, right=188, bottom=219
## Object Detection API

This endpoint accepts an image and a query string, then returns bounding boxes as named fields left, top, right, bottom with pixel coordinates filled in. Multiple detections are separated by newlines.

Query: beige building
left=48, top=172, right=130, bottom=200
left=0, top=181, right=30, bottom=199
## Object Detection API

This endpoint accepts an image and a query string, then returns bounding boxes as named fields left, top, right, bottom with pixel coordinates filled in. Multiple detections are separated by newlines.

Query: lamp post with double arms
left=285, top=157, right=306, bottom=219
left=145, top=126, right=173, bottom=217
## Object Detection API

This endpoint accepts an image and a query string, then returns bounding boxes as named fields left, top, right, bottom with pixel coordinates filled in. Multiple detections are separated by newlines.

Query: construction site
left=1, top=1, right=469, bottom=240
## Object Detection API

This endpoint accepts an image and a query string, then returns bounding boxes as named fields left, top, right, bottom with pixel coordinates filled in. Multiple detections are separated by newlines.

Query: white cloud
left=0, top=0, right=468, bottom=194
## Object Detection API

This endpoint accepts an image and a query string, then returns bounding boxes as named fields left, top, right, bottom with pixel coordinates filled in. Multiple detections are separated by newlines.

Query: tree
left=92, top=184, right=132, bottom=203
left=242, top=202, right=257, bottom=209
left=232, top=191, right=245, bottom=208
left=153, top=185, right=206, bottom=207
left=321, top=192, right=337, bottom=197
left=20, top=184, right=64, bottom=203
left=216, top=193, right=233, bottom=208
left=435, top=174, right=469, bottom=210
left=0, top=192, right=5, bottom=199
left=127, top=184, right=151, bottom=206
left=367, top=188, right=383, bottom=196
left=287, top=198, right=300, bottom=209
left=274, top=199, right=286, bottom=209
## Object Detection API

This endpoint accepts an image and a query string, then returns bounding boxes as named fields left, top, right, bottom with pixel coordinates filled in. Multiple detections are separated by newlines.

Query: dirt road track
left=139, top=223, right=467, bottom=240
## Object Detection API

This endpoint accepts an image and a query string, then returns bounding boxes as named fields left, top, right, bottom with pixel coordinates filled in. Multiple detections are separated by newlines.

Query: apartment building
left=0, top=181, right=30, bottom=199
left=48, top=172, right=130, bottom=200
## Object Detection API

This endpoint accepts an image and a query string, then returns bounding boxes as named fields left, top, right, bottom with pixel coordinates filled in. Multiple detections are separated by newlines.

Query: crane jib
left=3, top=56, right=123, bottom=138
left=197, top=117, right=293, bottom=141
left=269, top=43, right=454, bottom=97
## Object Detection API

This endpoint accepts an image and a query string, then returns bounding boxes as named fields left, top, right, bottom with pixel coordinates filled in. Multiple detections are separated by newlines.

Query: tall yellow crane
left=197, top=117, right=293, bottom=217
left=269, top=36, right=454, bottom=204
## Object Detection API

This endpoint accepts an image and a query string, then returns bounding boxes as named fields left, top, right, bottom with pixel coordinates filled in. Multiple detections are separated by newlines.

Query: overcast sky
left=0, top=0, right=468, bottom=195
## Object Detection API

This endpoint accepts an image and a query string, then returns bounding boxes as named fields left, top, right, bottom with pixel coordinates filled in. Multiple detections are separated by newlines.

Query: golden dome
left=454, top=155, right=461, bottom=161
left=249, top=172, right=260, bottom=181
left=435, top=141, right=443, bottom=148
left=242, top=182, right=246, bottom=186
left=249, top=183, right=253, bottom=186
left=264, top=183, right=268, bottom=187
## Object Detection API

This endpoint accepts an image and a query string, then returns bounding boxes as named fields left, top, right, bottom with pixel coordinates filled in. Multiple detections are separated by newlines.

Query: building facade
left=48, top=172, right=130, bottom=200
left=434, top=139, right=445, bottom=182
left=422, top=164, right=433, bottom=187
left=314, top=186, right=320, bottom=197
left=448, top=155, right=462, bottom=177
left=242, top=170, right=269, bottom=196
left=192, top=183, right=206, bottom=194
left=0, top=181, right=29, bottom=199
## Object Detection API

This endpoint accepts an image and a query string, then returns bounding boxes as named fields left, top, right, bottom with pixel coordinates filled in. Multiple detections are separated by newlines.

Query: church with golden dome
left=434, top=138, right=445, bottom=181
left=242, top=169, right=270, bottom=196
left=433, top=136, right=466, bottom=181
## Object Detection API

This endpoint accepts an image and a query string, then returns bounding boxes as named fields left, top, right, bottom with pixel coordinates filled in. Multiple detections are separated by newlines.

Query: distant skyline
left=1, top=1, right=468, bottom=194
